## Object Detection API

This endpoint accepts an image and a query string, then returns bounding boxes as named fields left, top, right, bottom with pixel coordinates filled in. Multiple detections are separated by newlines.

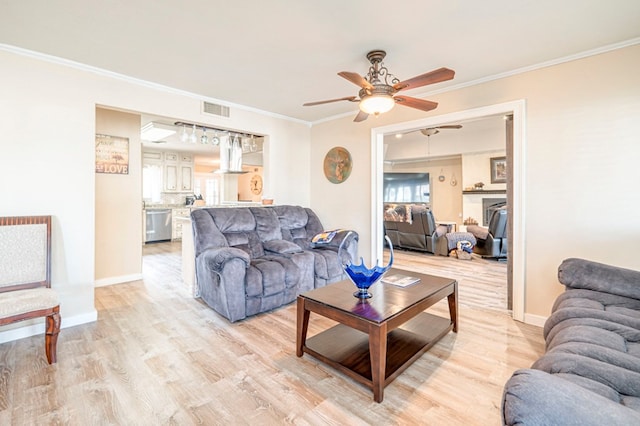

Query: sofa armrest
left=558, top=258, right=640, bottom=300
left=263, top=239, right=302, bottom=254
left=466, top=224, right=489, bottom=240
left=198, top=247, right=250, bottom=273
left=503, top=369, right=640, bottom=426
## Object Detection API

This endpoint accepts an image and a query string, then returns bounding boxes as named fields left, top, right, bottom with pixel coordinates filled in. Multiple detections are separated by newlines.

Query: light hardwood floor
left=0, top=242, right=543, bottom=425
left=383, top=248, right=509, bottom=312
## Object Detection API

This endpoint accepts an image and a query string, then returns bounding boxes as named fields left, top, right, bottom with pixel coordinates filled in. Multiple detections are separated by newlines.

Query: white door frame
left=370, top=100, right=527, bottom=322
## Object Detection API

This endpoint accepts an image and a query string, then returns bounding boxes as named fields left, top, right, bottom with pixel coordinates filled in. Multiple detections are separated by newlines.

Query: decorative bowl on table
left=341, top=235, right=394, bottom=299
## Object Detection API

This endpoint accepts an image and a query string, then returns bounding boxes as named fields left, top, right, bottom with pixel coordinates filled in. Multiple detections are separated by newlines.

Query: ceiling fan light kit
left=304, top=49, right=455, bottom=122
left=359, top=94, right=395, bottom=115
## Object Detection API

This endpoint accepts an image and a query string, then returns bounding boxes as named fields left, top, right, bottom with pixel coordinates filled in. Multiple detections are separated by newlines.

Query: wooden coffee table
left=296, top=268, right=458, bottom=402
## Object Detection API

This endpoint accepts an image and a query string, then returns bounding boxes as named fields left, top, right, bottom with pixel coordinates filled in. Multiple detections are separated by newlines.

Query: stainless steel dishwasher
left=145, top=209, right=172, bottom=243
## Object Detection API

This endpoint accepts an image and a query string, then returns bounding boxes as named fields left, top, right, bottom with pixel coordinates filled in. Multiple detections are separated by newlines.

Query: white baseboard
left=94, top=273, right=142, bottom=287
left=0, top=310, right=98, bottom=344
left=523, top=313, right=547, bottom=328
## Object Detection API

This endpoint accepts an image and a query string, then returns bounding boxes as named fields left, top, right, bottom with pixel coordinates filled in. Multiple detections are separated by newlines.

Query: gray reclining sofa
left=191, top=205, right=358, bottom=322
left=502, top=258, right=640, bottom=425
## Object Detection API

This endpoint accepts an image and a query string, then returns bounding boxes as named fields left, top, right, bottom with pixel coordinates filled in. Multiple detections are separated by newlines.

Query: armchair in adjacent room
left=383, top=204, right=447, bottom=254
left=467, top=207, right=507, bottom=259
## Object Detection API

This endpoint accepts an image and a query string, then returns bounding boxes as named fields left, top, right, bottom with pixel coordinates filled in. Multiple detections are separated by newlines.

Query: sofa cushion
left=553, top=288, right=640, bottom=316
left=559, top=258, right=640, bottom=300
left=222, top=231, right=264, bottom=259
left=263, top=240, right=302, bottom=254
left=273, top=205, right=308, bottom=229
left=208, top=208, right=265, bottom=258
left=545, top=317, right=640, bottom=352
left=547, top=325, right=629, bottom=353
left=502, top=369, right=640, bottom=426
left=211, top=208, right=255, bottom=233
left=532, top=352, right=640, bottom=398
left=250, top=207, right=282, bottom=241
left=273, top=205, right=315, bottom=247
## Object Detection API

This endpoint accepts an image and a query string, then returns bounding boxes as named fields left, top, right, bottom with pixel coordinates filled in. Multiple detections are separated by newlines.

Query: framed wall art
left=95, top=134, right=129, bottom=175
left=490, top=156, right=507, bottom=184
left=323, top=146, right=352, bottom=184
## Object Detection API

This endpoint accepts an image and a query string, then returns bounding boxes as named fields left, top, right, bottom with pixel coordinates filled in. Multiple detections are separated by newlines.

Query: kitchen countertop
left=144, top=204, right=193, bottom=210
left=143, top=202, right=265, bottom=210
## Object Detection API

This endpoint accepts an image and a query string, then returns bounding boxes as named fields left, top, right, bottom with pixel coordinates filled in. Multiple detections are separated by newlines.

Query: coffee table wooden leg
left=296, top=297, right=310, bottom=357
left=369, top=322, right=388, bottom=402
left=448, top=282, right=459, bottom=332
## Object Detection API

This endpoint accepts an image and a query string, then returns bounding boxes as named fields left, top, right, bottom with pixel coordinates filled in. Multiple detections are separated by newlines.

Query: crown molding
left=0, top=43, right=312, bottom=128
left=311, top=37, right=640, bottom=126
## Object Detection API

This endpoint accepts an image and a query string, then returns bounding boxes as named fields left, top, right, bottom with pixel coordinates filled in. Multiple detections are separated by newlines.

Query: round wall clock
left=250, top=174, right=263, bottom=195
left=323, top=146, right=352, bottom=184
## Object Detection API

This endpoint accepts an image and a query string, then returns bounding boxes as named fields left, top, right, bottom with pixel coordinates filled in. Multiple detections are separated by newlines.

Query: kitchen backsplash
left=160, top=192, right=189, bottom=205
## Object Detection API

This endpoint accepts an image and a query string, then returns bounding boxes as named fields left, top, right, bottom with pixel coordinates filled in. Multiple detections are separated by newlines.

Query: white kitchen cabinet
left=180, top=164, right=193, bottom=191
left=172, top=208, right=191, bottom=240
left=149, top=151, right=193, bottom=193
left=143, top=150, right=194, bottom=193
left=165, top=164, right=178, bottom=191
left=142, top=153, right=163, bottom=203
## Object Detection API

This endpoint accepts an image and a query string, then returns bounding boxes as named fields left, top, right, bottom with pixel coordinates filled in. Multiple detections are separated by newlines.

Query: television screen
left=383, top=172, right=430, bottom=203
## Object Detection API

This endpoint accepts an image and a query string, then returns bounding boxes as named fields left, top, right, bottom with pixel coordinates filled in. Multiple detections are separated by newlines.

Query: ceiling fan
left=303, top=50, right=455, bottom=122
left=419, top=125, right=463, bottom=137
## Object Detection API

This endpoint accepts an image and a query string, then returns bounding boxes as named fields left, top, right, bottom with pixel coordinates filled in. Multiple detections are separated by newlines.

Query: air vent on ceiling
left=203, top=101, right=230, bottom=118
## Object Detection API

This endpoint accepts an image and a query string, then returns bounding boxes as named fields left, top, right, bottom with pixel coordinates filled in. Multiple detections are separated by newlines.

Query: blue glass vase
left=340, top=234, right=394, bottom=299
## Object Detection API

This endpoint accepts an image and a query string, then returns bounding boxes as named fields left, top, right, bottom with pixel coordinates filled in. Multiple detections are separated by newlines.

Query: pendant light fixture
left=189, top=124, right=197, bottom=144
left=211, top=131, right=220, bottom=146
left=180, top=124, right=189, bottom=142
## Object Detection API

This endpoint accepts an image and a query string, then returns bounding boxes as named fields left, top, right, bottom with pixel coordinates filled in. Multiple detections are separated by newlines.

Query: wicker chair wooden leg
left=45, top=306, right=61, bottom=364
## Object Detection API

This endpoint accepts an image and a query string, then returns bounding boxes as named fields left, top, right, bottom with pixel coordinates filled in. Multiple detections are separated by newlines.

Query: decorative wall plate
left=323, top=146, right=352, bottom=184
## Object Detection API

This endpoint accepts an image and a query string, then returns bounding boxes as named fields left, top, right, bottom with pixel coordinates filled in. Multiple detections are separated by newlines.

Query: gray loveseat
left=191, top=205, right=358, bottom=322
left=502, top=258, right=640, bottom=425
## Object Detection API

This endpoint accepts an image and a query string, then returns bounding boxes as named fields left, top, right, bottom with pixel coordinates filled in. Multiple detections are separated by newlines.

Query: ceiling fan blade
left=393, top=67, right=455, bottom=92
left=394, top=96, right=438, bottom=112
left=354, top=110, right=369, bottom=122
left=338, top=71, right=373, bottom=90
left=303, top=96, right=357, bottom=106
left=436, top=124, right=463, bottom=129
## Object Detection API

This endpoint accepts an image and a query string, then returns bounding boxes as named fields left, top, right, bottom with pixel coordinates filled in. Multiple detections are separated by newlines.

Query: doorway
left=371, top=100, right=526, bottom=321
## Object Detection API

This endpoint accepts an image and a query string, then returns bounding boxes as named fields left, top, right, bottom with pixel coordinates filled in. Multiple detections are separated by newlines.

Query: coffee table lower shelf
left=302, top=312, right=453, bottom=393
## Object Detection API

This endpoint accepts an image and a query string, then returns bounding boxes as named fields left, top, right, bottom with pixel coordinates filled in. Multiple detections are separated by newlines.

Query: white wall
left=461, top=150, right=507, bottom=224
left=0, top=47, right=311, bottom=340
left=310, top=44, right=640, bottom=318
